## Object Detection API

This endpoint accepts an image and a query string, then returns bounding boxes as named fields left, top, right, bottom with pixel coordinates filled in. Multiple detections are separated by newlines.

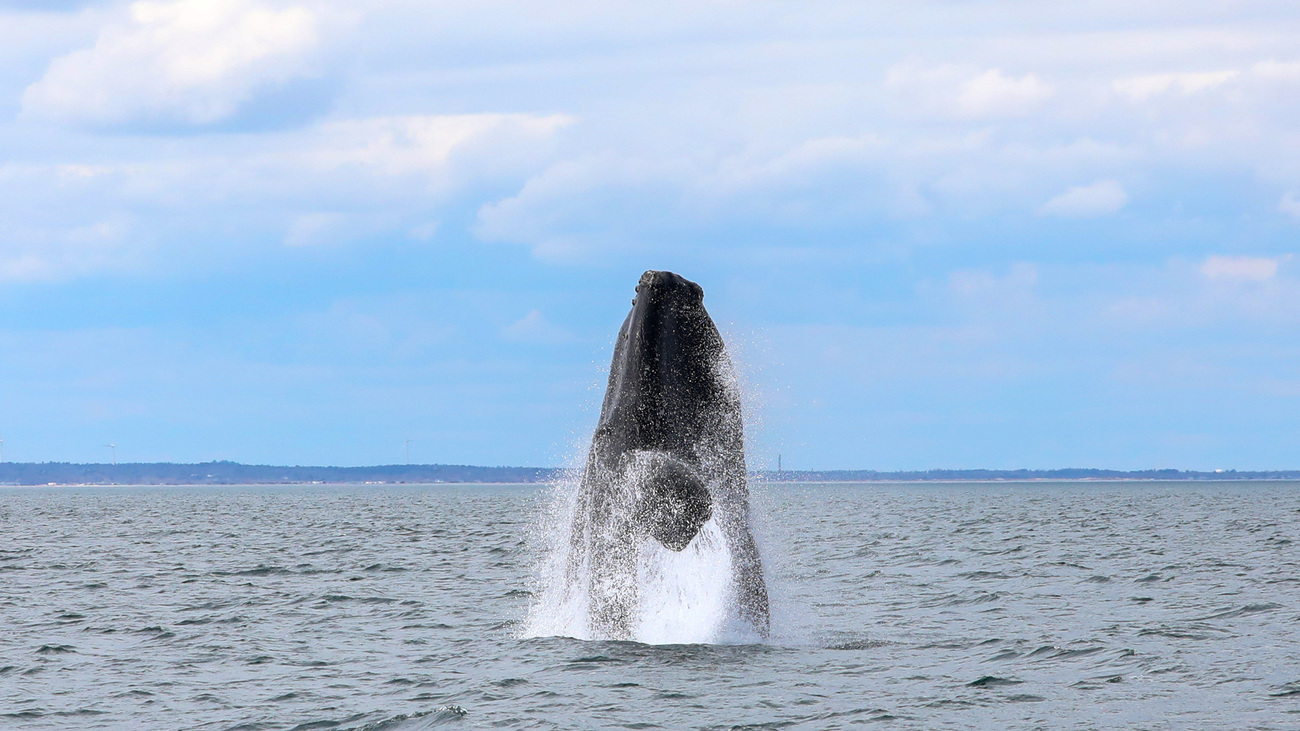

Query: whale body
left=567, top=270, right=769, bottom=640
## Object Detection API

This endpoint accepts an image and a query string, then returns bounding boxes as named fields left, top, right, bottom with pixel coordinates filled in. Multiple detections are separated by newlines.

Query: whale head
left=613, top=270, right=730, bottom=451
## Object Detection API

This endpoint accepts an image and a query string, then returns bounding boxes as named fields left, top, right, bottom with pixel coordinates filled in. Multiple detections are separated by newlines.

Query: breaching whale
left=567, top=270, right=769, bottom=640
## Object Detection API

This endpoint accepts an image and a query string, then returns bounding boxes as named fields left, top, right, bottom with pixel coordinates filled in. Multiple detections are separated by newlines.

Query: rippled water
left=3, top=481, right=1299, bottom=730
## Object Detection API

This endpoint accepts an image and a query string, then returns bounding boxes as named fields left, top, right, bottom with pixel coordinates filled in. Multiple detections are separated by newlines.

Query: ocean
left=2, top=481, right=1297, bottom=730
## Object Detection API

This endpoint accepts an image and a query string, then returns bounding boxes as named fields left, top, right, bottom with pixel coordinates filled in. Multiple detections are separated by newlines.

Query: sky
left=1, top=0, right=1299, bottom=470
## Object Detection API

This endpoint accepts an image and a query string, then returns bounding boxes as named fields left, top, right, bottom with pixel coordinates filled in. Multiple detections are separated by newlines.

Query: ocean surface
left=2, top=481, right=1299, bottom=730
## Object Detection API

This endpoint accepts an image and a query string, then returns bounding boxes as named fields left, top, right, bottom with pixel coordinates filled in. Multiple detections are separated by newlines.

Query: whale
left=567, top=270, right=769, bottom=640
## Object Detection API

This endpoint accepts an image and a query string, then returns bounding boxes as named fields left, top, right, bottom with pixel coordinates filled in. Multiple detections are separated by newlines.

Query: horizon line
left=0, top=460, right=1296, bottom=475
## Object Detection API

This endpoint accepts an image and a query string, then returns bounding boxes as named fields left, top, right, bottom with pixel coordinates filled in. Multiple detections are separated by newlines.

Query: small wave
left=35, top=644, right=75, bottom=654
left=1056, top=647, right=1102, bottom=659
left=957, top=571, right=1010, bottom=580
left=967, top=676, right=1022, bottom=687
left=924, top=699, right=976, bottom=709
left=1073, top=675, right=1125, bottom=689
left=341, top=707, right=468, bottom=730
left=1195, top=603, right=1281, bottom=621
left=918, top=591, right=1002, bottom=608
left=1270, top=681, right=1300, bottom=698
left=1005, top=694, right=1046, bottom=703
left=569, top=654, right=626, bottom=664
left=1137, top=624, right=1229, bottom=641
left=288, top=714, right=368, bottom=731
left=213, top=566, right=293, bottom=577
left=825, top=639, right=888, bottom=651
left=1047, top=561, right=1091, bottom=570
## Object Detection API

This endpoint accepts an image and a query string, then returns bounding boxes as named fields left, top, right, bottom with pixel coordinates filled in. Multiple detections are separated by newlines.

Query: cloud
left=1281, top=191, right=1300, bottom=220
left=501, top=310, right=574, bottom=344
left=0, top=212, right=135, bottom=283
left=957, top=69, right=1055, bottom=118
left=22, top=0, right=322, bottom=128
left=1112, top=70, right=1239, bottom=101
left=475, top=155, right=688, bottom=261
left=950, top=263, right=1038, bottom=297
left=1201, top=255, right=1280, bottom=283
left=1040, top=180, right=1128, bottom=218
left=0, top=0, right=92, bottom=9
left=284, top=211, right=346, bottom=247
left=407, top=221, right=438, bottom=242
left=1251, top=60, right=1300, bottom=81
left=0, top=112, right=571, bottom=280
left=886, top=63, right=1054, bottom=119
left=305, top=114, right=574, bottom=181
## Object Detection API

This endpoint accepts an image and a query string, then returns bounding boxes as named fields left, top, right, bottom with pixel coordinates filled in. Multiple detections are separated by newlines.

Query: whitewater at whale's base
left=524, top=473, right=767, bottom=645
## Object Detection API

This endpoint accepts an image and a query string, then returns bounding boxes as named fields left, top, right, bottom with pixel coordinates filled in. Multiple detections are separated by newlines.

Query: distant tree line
left=753, top=468, right=1300, bottom=482
left=0, top=461, right=562, bottom=486
left=0, top=461, right=1296, bottom=486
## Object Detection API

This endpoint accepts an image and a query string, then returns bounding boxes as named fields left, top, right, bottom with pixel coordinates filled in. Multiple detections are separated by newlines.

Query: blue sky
left=1, top=0, right=1299, bottom=469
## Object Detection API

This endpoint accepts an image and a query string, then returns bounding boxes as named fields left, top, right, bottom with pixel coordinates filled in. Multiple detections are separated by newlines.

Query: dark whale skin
left=569, top=270, right=770, bottom=640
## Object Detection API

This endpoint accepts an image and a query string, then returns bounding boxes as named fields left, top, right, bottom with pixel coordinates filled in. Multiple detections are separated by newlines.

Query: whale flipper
left=623, top=450, right=712, bottom=552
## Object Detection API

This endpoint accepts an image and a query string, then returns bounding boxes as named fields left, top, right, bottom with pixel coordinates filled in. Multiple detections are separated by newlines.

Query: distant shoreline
left=1, top=461, right=1297, bottom=486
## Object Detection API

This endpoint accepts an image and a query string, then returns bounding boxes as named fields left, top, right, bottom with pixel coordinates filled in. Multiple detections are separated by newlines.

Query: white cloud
left=305, top=114, right=574, bottom=180
left=886, top=63, right=1054, bottom=119
left=22, top=0, right=320, bottom=127
left=408, top=222, right=438, bottom=242
left=0, top=111, right=572, bottom=280
left=957, top=69, right=1055, bottom=118
left=284, top=211, right=345, bottom=247
left=501, top=310, right=573, bottom=344
left=1201, top=255, right=1279, bottom=283
left=475, top=154, right=683, bottom=261
left=1112, top=70, right=1239, bottom=101
left=1251, top=60, right=1300, bottom=81
left=1040, top=180, right=1128, bottom=218
left=950, top=263, right=1039, bottom=297
left=7, top=2, right=1300, bottom=279
left=1281, top=191, right=1300, bottom=220
left=0, top=216, right=134, bottom=283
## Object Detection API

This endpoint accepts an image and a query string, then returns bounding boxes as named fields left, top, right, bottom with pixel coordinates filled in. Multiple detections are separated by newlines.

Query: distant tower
left=405, top=439, right=412, bottom=465
left=0, top=437, right=5, bottom=462
left=777, top=453, right=781, bottom=474
left=105, top=443, right=117, bottom=466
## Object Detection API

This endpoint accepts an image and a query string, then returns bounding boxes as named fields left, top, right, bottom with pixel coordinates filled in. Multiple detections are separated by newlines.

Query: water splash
left=523, top=470, right=764, bottom=645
